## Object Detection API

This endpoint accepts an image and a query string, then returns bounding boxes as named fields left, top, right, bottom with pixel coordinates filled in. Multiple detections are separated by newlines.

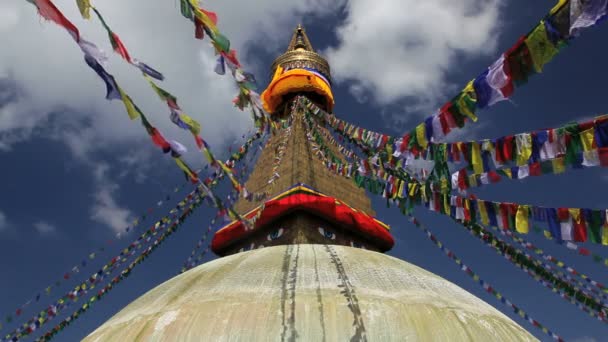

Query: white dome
left=84, top=244, right=536, bottom=341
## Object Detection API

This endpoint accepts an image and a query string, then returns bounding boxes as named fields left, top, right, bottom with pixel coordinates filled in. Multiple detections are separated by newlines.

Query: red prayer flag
left=222, top=49, right=241, bottom=68
left=438, top=113, right=451, bottom=135
left=149, top=128, right=171, bottom=151
left=488, top=170, right=501, bottom=183
left=35, top=0, right=80, bottom=41
left=110, top=32, right=131, bottom=62
left=200, top=9, right=218, bottom=25
left=529, top=162, right=542, bottom=176
left=503, top=136, right=514, bottom=161
left=557, top=208, right=570, bottom=221
left=399, top=134, right=410, bottom=152
left=599, top=148, right=608, bottom=166
left=194, top=18, right=205, bottom=39
left=457, top=169, right=468, bottom=190
left=573, top=213, right=587, bottom=242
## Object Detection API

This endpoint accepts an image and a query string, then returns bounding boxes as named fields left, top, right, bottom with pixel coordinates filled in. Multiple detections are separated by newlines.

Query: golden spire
left=286, top=24, right=314, bottom=52
left=270, top=25, right=331, bottom=83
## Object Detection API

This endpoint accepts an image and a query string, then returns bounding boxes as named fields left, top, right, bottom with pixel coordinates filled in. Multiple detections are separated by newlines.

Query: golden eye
left=318, top=227, right=335, bottom=240
left=267, top=228, right=284, bottom=241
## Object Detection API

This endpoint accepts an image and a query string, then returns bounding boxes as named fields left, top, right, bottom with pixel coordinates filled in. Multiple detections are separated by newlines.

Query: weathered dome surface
left=84, top=245, right=537, bottom=341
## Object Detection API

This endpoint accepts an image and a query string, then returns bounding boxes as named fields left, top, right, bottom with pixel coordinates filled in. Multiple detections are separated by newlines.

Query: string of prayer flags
left=86, top=5, right=247, bottom=198
left=0, top=180, right=192, bottom=330
left=25, top=0, right=200, bottom=185
left=91, top=7, right=164, bottom=80
left=407, top=0, right=607, bottom=142
left=174, top=0, right=273, bottom=129
left=455, top=219, right=608, bottom=322
left=3, top=190, right=205, bottom=341
left=407, top=216, right=564, bottom=341
left=299, top=1, right=607, bottom=160
left=31, top=193, right=207, bottom=342
left=484, top=222, right=608, bottom=300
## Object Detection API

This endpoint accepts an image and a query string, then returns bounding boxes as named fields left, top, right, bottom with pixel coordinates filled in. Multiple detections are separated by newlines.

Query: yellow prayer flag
left=602, top=221, right=608, bottom=246
left=525, top=21, right=559, bottom=73
left=515, top=205, right=530, bottom=234
left=174, top=158, right=196, bottom=180
left=580, top=128, right=595, bottom=152
left=76, top=0, right=91, bottom=19
left=118, top=87, right=141, bottom=120
left=471, top=142, right=484, bottom=174
left=443, top=195, right=451, bottom=214
left=552, top=157, right=566, bottom=174
left=416, top=124, right=428, bottom=149
left=478, top=200, right=490, bottom=226
left=180, top=113, right=202, bottom=136
left=456, top=80, right=478, bottom=122
left=503, top=168, right=512, bottom=179
left=516, top=134, right=532, bottom=166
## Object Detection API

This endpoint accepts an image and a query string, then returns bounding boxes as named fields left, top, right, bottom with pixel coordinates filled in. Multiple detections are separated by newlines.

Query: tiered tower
left=212, top=25, right=393, bottom=256
left=84, top=26, right=537, bottom=342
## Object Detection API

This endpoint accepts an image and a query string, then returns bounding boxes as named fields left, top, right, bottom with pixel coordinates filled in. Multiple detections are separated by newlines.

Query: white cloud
left=325, top=0, right=502, bottom=106
left=0, top=211, right=8, bottom=232
left=89, top=162, right=133, bottom=234
left=0, top=0, right=346, bottom=233
left=33, top=221, right=57, bottom=235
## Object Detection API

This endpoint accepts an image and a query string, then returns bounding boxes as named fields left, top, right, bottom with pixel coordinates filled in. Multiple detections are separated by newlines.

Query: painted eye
left=267, top=228, right=285, bottom=241
left=318, top=227, right=336, bottom=240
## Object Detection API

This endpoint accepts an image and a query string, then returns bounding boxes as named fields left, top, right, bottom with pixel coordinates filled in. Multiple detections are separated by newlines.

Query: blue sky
left=0, top=0, right=607, bottom=340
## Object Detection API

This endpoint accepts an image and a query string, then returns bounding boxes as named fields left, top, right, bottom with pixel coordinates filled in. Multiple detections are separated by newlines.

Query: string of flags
left=407, top=216, right=564, bottom=341
left=27, top=0, right=258, bottom=233
left=172, top=0, right=273, bottom=130
left=1, top=187, right=204, bottom=342
left=366, top=0, right=605, bottom=153
left=454, top=219, right=608, bottom=320
left=0, top=181, right=190, bottom=331
left=485, top=222, right=608, bottom=301
left=84, top=3, right=248, bottom=201
left=300, top=98, right=608, bottom=324
left=31, top=192, right=207, bottom=342
left=25, top=0, right=201, bottom=185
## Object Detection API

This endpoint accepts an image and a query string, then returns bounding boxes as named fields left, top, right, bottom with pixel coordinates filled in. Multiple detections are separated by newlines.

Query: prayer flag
left=84, top=54, right=121, bottom=100
left=525, top=21, right=559, bottom=73
left=34, top=0, right=80, bottom=41
left=76, top=0, right=91, bottom=19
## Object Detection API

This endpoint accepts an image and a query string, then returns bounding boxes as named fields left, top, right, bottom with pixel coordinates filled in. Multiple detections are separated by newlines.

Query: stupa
left=84, top=25, right=537, bottom=341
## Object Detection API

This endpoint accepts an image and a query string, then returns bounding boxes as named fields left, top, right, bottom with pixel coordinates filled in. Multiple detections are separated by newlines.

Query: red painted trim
left=212, top=193, right=394, bottom=253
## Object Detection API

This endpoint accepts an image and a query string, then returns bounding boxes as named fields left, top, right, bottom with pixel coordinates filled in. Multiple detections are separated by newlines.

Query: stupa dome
left=84, top=245, right=536, bottom=341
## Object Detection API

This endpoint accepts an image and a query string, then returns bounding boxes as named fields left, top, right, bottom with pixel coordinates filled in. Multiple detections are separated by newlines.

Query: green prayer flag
left=179, top=0, right=193, bottom=19
left=212, top=33, right=231, bottom=53
left=588, top=210, right=602, bottom=243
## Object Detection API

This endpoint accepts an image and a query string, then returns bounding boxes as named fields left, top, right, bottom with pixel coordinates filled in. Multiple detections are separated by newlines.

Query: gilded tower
left=212, top=25, right=393, bottom=256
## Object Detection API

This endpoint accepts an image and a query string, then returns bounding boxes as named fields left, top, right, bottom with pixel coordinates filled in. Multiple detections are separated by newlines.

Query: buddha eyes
left=318, top=227, right=336, bottom=240
left=267, top=228, right=285, bottom=241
